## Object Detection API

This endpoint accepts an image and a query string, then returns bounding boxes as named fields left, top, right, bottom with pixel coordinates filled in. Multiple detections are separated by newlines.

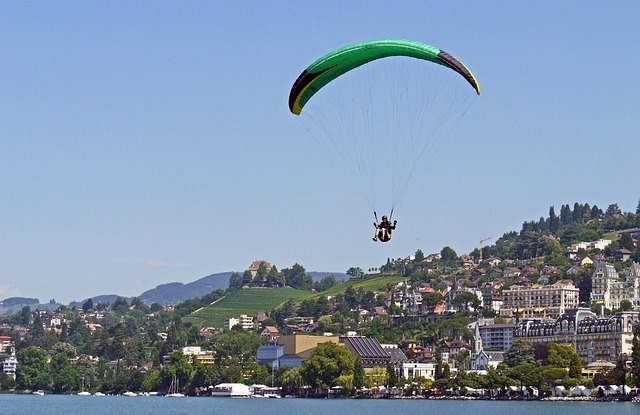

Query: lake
left=1, top=394, right=638, bottom=415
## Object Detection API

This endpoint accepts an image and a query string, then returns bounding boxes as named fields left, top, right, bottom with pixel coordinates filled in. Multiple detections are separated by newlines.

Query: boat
left=32, top=390, right=45, bottom=395
left=77, top=377, right=91, bottom=395
left=93, top=392, right=105, bottom=396
left=166, top=375, right=185, bottom=398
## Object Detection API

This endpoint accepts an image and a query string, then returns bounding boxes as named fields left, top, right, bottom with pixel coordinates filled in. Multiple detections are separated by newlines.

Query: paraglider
left=289, top=39, right=479, bottom=115
left=289, top=39, right=479, bottom=242
left=373, top=214, right=396, bottom=242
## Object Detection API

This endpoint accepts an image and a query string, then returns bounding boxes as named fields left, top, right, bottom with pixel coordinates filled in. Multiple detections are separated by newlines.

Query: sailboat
left=166, top=375, right=185, bottom=398
left=77, top=376, right=91, bottom=396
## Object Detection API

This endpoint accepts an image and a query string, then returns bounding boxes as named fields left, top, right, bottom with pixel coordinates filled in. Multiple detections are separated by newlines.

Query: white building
left=225, top=314, right=254, bottom=331
left=397, top=362, right=437, bottom=381
left=500, top=280, right=579, bottom=319
left=210, top=383, right=251, bottom=397
left=591, top=262, right=640, bottom=309
left=3, top=355, right=17, bottom=380
left=567, top=239, right=612, bottom=259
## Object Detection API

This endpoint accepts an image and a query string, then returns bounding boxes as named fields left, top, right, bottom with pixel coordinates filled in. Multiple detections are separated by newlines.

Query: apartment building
left=515, top=308, right=638, bottom=364
left=500, top=280, right=579, bottom=320
left=590, top=261, right=640, bottom=310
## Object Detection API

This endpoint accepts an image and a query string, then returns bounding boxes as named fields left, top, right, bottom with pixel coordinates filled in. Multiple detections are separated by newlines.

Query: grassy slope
left=182, top=287, right=312, bottom=328
left=315, top=273, right=404, bottom=299
left=183, top=274, right=404, bottom=328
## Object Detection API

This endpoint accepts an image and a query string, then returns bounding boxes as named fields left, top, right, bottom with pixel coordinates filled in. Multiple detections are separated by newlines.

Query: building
left=256, top=334, right=407, bottom=371
left=478, top=323, right=515, bottom=351
left=256, top=344, right=285, bottom=368
left=210, top=383, right=251, bottom=397
left=500, top=280, right=579, bottom=319
left=248, top=260, right=272, bottom=278
left=0, top=336, right=13, bottom=354
left=257, top=334, right=341, bottom=368
left=590, top=262, right=640, bottom=309
left=341, top=336, right=407, bottom=369
left=181, top=346, right=216, bottom=365
left=225, top=314, right=254, bottom=331
left=567, top=239, right=613, bottom=259
left=398, top=361, right=437, bottom=380
left=3, top=355, right=17, bottom=380
left=514, top=309, right=638, bottom=364
left=470, top=323, right=505, bottom=371
left=260, top=326, right=280, bottom=343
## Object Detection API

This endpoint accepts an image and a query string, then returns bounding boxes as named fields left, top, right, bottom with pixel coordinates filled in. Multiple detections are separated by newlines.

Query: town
left=1, top=202, right=640, bottom=400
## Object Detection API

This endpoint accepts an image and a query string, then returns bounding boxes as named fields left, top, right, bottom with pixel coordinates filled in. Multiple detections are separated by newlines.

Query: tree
left=605, top=203, right=621, bottom=217
left=353, top=357, right=365, bottom=391
left=301, top=342, right=355, bottom=389
left=82, top=298, right=94, bottom=312
left=50, top=353, right=79, bottom=393
left=19, top=306, right=31, bottom=326
left=619, top=299, right=633, bottom=312
left=549, top=206, right=560, bottom=234
left=314, top=275, right=337, bottom=292
left=281, top=367, right=304, bottom=396
left=241, top=270, right=253, bottom=286
left=611, top=355, right=627, bottom=389
left=546, top=343, right=583, bottom=380
left=16, top=346, right=51, bottom=390
left=346, top=267, right=363, bottom=277
left=228, top=272, right=242, bottom=289
left=422, top=292, right=444, bottom=308
left=386, top=363, right=398, bottom=387
left=630, top=320, right=640, bottom=386
left=266, top=266, right=284, bottom=287
left=254, top=262, right=269, bottom=285
left=440, top=246, right=458, bottom=262
left=344, top=286, right=361, bottom=309
left=283, top=263, right=313, bottom=290
left=414, top=249, right=425, bottom=262
left=452, top=292, right=480, bottom=312
left=0, top=372, right=16, bottom=390
left=112, top=297, right=130, bottom=313
left=619, top=233, right=634, bottom=251
left=504, top=339, right=536, bottom=367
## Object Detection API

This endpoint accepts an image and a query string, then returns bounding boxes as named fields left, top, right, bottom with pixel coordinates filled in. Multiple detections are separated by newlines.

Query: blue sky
left=1, top=2, right=639, bottom=304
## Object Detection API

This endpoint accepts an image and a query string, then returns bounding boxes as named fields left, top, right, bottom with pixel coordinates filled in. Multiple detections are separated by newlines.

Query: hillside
left=314, top=273, right=405, bottom=299
left=138, top=272, right=233, bottom=305
left=182, top=274, right=404, bottom=328
left=182, top=287, right=313, bottom=328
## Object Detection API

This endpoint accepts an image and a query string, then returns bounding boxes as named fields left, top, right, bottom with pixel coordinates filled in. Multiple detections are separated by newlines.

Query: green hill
left=182, top=274, right=405, bottom=329
left=313, top=273, right=404, bottom=299
left=182, top=287, right=312, bottom=328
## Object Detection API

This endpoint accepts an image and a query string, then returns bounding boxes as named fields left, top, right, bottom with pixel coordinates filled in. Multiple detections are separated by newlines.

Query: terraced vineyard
left=315, top=274, right=404, bottom=298
left=183, top=287, right=312, bottom=328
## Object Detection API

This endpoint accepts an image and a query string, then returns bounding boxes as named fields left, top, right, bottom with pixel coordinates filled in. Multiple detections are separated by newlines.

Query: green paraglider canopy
left=289, top=39, right=480, bottom=115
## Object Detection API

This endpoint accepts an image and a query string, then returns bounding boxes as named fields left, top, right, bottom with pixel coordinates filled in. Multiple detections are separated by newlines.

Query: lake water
left=1, top=394, right=638, bottom=415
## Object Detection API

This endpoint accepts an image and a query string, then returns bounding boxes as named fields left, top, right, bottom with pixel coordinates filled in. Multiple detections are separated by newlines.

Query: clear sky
left=1, top=2, right=639, bottom=304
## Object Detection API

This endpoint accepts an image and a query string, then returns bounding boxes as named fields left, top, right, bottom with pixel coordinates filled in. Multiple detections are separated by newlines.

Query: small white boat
left=93, top=392, right=106, bottom=396
left=77, top=391, right=91, bottom=396
left=166, top=375, right=185, bottom=398
left=32, top=390, right=45, bottom=395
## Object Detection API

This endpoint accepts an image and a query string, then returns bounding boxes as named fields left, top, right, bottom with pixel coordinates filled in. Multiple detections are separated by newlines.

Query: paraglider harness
left=373, top=210, right=396, bottom=242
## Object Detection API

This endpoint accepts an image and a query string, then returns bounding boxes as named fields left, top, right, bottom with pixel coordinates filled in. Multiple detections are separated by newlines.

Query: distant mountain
left=138, top=272, right=233, bottom=305
left=1, top=297, right=40, bottom=306
left=66, top=270, right=351, bottom=308
left=69, top=295, right=129, bottom=309
left=309, top=272, right=350, bottom=282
